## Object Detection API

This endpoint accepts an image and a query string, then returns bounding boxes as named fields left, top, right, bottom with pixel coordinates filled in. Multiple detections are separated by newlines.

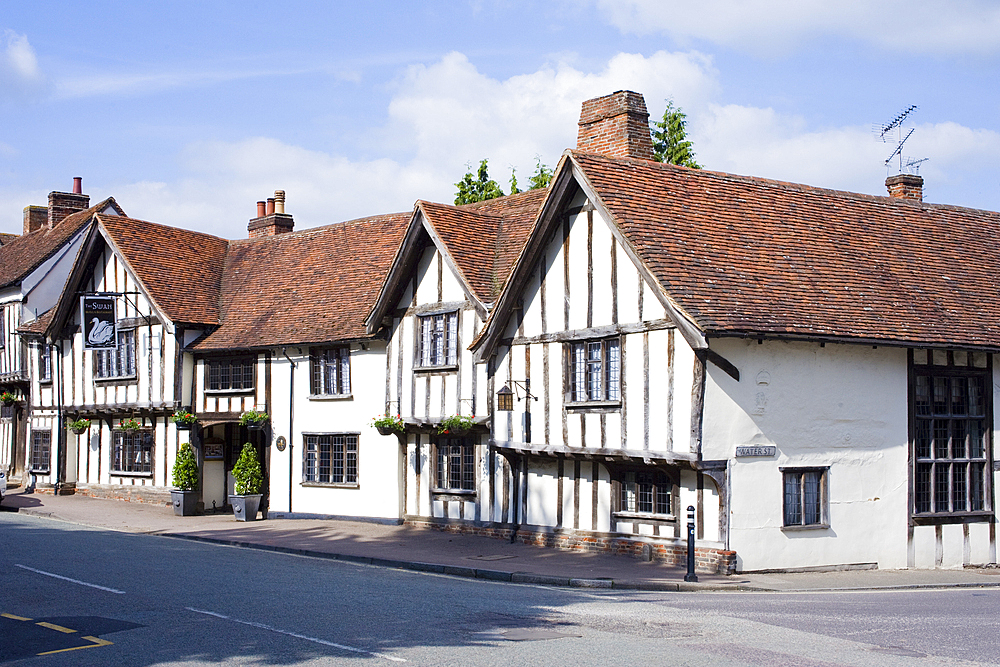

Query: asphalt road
left=1, top=512, right=998, bottom=666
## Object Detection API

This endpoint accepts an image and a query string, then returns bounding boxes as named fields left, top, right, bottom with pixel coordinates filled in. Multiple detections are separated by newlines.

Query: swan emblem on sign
left=88, top=318, right=115, bottom=346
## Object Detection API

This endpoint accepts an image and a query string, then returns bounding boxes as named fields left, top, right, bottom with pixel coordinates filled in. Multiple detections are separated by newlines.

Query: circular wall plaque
left=275, top=435, right=287, bottom=452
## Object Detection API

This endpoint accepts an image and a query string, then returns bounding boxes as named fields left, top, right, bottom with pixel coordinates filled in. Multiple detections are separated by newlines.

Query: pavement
left=4, top=488, right=1000, bottom=593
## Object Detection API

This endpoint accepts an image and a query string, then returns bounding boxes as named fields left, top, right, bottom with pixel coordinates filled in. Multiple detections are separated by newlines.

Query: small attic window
left=101, top=204, right=120, bottom=216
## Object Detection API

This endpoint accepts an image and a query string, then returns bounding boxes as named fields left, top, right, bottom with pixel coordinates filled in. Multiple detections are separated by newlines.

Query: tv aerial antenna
left=874, top=105, right=927, bottom=175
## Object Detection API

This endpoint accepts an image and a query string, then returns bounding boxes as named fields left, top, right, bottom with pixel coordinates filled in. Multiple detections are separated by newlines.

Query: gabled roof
left=0, top=198, right=124, bottom=290
left=192, top=212, right=409, bottom=351
left=98, top=214, right=229, bottom=326
left=475, top=150, right=1000, bottom=357
left=366, top=189, right=546, bottom=332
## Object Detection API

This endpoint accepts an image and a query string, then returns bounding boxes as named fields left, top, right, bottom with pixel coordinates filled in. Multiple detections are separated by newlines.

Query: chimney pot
left=886, top=174, right=924, bottom=202
left=256, top=201, right=266, bottom=217
left=266, top=198, right=275, bottom=216
left=274, top=190, right=285, bottom=215
left=73, top=177, right=82, bottom=194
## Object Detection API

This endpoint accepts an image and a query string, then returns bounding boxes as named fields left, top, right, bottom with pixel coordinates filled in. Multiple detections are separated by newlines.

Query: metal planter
left=229, top=494, right=262, bottom=521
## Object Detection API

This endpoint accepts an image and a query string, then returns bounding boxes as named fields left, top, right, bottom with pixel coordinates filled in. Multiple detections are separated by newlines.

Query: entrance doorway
left=200, top=423, right=268, bottom=514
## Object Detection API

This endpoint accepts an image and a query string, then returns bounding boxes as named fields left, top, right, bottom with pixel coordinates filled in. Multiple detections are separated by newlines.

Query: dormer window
left=418, top=312, right=458, bottom=368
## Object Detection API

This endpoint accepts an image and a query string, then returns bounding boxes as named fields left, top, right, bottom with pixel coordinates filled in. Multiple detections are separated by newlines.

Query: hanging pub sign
left=80, top=295, right=118, bottom=350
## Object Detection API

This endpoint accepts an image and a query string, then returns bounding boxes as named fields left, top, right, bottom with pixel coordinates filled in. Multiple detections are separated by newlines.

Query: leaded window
left=303, top=434, right=358, bottom=484
left=206, top=356, right=255, bottom=391
left=112, top=430, right=153, bottom=475
left=418, top=312, right=458, bottom=367
left=620, top=470, right=671, bottom=515
left=570, top=337, right=621, bottom=403
left=310, top=347, right=350, bottom=396
left=911, top=350, right=991, bottom=517
left=783, top=468, right=828, bottom=527
left=39, top=343, right=52, bottom=383
left=94, top=329, right=136, bottom=379
left=30, top=430, right=50, bottom=473
left=435, top=437, right=475, bottom=492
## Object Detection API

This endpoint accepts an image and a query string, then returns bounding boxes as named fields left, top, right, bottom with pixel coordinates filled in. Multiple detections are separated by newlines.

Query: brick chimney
left=23, top=206, right=48, bottom=234
left=23, top=177, right=90, bottom=234
left=248, top=190, right=294, bottom=238
left=577, top=90, right=655, bottom=161
left=886, top=174, right=923, bottom=202
left=47, top=177, right=90, bottom=228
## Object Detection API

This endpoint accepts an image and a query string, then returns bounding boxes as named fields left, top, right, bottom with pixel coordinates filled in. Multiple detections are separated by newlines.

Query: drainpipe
left=282, top=347, right=295, bottom=513
left=52, top=340, right=64, bottom=495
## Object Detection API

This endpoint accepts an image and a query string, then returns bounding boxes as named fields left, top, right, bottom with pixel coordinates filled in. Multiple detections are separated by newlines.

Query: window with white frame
left=303, top=434, right=358, bottom=485
left=783, top=467, right=828, bottom=527
left=39, top=343, right=52, bottom=383
left=310, top=347, right=350, bottom=396
left=620, top=470, right=672, bottom=515
left=0, top=311, right=5, bottom=348
left=206, top=356, right=254, bottom=391
left=112, top=430, right=153, bottom=475
left=30, top=430, right=51, bottom=473
left=569, top=337, right=621, bottom=403
left=94, top=329, right=136, bottom=379
left=418, top=312, right=458, bottom=367
left=911, top=350, right=992, bottom=518
left=435, top=437, right=475, bottom=492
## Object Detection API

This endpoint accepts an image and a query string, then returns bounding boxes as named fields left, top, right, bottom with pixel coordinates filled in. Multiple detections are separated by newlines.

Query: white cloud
left=97, top=50, right=724, bottom=239
left=589, top=0, right=1000, bottom=55
left=7, top=49, right=995, bottom=238
left=0, top=29, right=46, bottom=98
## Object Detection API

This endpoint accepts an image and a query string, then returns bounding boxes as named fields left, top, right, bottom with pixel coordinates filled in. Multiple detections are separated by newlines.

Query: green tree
left=527, top=157, right=553, bottom=190
left=651, top=100, right=701, bottom=168
left=454, top=159, right=506, bottom=204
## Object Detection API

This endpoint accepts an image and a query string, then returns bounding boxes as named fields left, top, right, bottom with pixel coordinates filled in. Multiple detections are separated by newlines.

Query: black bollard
left=684, top=505, right=698, bottom=582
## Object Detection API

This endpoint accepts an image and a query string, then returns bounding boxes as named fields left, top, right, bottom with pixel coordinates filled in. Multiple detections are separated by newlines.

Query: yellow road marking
left=36, top=636, right=113, bottom=656
left=36, top=621, right=76, bottom=634
left=1, top=613, right=32, bottom=621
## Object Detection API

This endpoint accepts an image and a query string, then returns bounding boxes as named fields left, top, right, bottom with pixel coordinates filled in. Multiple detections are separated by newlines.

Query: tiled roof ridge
left=227, top=211, right=412, bottom=246
left=569, top=149, right=1000, bottom=216
left=96, top=212, right=229, bottom=245
left=416, top=199, right=502, bottom=220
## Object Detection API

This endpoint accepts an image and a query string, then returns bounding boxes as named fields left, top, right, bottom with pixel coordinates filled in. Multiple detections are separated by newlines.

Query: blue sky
left=2, top=1, right=998, bottom=239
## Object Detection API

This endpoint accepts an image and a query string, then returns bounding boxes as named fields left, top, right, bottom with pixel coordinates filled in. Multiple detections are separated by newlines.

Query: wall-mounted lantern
left=497, top=385, right=514, bottom=412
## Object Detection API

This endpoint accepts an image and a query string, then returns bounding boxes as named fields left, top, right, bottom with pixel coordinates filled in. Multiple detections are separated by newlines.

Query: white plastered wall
left=704, top=338, right=916, bottom=571
left=266, top=343, right=402, bottom=521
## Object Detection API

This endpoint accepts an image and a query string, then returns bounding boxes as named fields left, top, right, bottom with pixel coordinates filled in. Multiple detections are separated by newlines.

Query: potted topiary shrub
left=229, top=442, right=263, bottom=521
left=68, top=418, right=91, bottom=435
left=171, top=409, right=197, bottom=430
left=239, top=409, right=269, bottom=431
left=170, top=443, right=200, bottom=516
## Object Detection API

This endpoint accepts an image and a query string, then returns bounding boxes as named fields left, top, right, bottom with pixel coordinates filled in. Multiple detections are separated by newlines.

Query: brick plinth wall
left=75, top=484, right=171, bottom=506
left=405, top=519, right=737, bottom=575
left=577, top=90, right=656, bottom=161
left=885, top=174, right=923, bottom=201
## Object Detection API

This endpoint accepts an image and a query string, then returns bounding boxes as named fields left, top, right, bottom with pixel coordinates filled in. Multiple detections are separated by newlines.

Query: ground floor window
left=30, top=430, right=50, bottom=473
left=620, top=470, right=671, bottom=515
left=911, top=350, right=992, bottom=518
left=783, top=467, right=828, bottom=527
left=112, top=430, right=153, bottom=475
left=303, top=434, right=358, bottom=484
left=435, top=438, right=474, bottom=492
